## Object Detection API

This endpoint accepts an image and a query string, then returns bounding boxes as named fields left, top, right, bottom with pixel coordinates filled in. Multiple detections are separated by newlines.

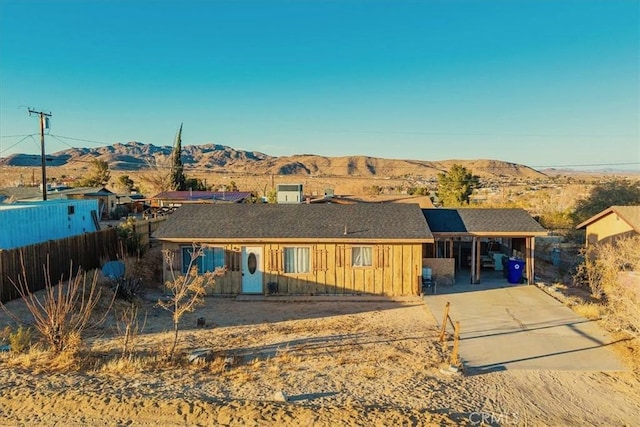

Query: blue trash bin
left=507, top=259, right=525, bottom=284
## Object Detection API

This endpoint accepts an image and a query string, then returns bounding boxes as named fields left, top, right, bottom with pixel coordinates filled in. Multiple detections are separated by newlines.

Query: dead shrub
left=574, top=236, right=640, bottom=337
left=158, top=246, right=223, bottom=360
left=571, top=302, right=602, bottom=320
left=115, top=304, right=147, bottom=357
left=1, top=258, right=114, bottom=353
left=99, top=355, right=147, bottom=375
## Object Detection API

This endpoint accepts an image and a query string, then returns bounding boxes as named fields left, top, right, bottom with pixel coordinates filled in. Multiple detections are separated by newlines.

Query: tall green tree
left=79, top=159, right=111, bottom=187
left=572, top=180, right=640, bottom=225
left=436, top=164, right=479, bottom=207
left=170, top=123, right=186, bottom=191
left=117, top=175, right=136, bottom=192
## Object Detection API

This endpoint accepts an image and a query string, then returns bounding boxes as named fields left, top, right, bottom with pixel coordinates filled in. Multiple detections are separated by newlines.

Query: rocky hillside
left=0, top=141, right=546, bottom=179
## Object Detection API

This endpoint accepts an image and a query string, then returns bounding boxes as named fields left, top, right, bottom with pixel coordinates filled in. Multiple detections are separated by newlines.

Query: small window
left=247, top=252, right=257, bottom=274
left=284, top=247, right=310, bottom=273
left=182, top=246, right=224, bottom=274
left=352, top=246, right=373, bottom=267
left=68, top=205, right=75, bottom=215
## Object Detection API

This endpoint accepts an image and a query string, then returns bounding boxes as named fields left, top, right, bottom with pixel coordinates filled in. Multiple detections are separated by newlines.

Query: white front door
left=242, top=246, right=263, bottom=294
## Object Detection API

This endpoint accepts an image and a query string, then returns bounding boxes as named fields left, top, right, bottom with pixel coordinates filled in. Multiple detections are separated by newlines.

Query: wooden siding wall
left=0, top=228, right=119, bottom=303
left=162, top=242, right=423, bottom=296
left=162, top=243, right=242, bottom=295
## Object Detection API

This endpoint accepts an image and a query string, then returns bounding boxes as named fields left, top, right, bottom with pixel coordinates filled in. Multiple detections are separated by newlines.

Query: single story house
left=421, top=208, right=548, bottom=284
left=153, top=203, right=433, bottom=296
left=576, top=205, right=640, bottom=246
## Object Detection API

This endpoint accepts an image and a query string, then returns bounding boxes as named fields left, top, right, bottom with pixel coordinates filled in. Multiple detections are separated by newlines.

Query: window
left=352, top=246, right=373, bottom=267
left=67, top=205, right=75, bottom=215
left=182, top=246, right=224, bottom=274
left=284, top=247, right=310, bottom=273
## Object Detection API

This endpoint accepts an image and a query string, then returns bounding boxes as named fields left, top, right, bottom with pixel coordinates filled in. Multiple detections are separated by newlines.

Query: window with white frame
left=284, top=247, right=310, bottom=273
left=352, top=246, right=373, bottom=267
left=182, top=246, right=224, bottom=274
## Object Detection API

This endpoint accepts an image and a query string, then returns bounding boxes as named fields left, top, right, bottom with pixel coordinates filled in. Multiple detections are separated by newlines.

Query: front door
left=242, top=246, right=263, bottom=294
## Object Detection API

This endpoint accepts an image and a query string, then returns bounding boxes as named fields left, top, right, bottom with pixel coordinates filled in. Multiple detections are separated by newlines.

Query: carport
left=422, top=208, right=547, bottom=285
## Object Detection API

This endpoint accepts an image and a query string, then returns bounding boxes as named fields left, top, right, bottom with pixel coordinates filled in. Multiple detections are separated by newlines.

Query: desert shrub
left=573, top=236, right=640, bottom=336
left=158, top=246, right=216, bottom=360
left=571, top=303, right=601, bottom=320
left=8, top=326, right=33, bottom=353
left=115, top=304, right=146, bottom=357
left=117, top=218, right=145, bottom=256
left=1, top=259, right=113, bottom=353
left=124, top=249, right=164, bottom=287
left=111, top=277, right=142, bottom=302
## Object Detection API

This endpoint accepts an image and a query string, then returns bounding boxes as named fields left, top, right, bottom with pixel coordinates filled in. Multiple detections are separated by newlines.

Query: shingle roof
left=576, top=205, right=640, bottom=232
left=422, top=208, right=547, bottom=235
left=154, top=203, right=433, bottom=241
left=612, top=206, right=640, bottom=232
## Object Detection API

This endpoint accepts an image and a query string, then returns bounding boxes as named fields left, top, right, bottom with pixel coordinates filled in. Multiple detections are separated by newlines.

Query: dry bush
left=8, top=326, right=33, bottom=353
left=2, top=344, right=49, bottom=370
left=574, top=236, right=640, bottom=337
left=115, top=304, right=147, bottom=357
left=274, top=346, right=302, bottom=365
left=123, top=248, right=164, bottom=288
left=158, top=246, right=222, bottom=361
left=208, top=356, right=229, bottom=374
left=99, top=355, right=148, bottom=375
left=571, top=303, right=602, bottom=320
left=1, top=259, right=113, bottom=353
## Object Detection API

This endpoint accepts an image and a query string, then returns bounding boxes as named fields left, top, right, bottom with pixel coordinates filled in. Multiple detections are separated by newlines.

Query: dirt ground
left=0, top=288, right=639, bottom=426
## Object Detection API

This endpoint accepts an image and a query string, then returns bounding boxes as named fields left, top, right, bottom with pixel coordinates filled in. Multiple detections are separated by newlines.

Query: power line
left=0, top=134, right=36, bottom=139
left=49, top=134, right=116, bottom=146
left=0, top=134, right=38, bottom=156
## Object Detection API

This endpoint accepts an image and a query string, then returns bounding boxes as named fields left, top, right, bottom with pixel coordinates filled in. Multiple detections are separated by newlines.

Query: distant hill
left=0, top=141, right=546, bottom=179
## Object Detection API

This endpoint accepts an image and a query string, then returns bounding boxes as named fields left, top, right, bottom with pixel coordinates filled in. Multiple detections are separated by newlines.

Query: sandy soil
left=1, top=289, right=639, bottom=426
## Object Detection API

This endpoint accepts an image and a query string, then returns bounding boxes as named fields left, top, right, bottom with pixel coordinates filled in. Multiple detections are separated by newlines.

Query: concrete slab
left=424, top=285, right=626, bottom=374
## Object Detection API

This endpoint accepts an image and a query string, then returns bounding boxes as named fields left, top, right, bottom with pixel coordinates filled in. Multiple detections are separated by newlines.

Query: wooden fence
left=131, top=217, right=167, bottom=249
left=0, top=228, right=119, bottom=303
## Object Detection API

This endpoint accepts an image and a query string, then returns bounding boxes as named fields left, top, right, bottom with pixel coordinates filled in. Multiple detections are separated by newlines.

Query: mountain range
left=0, top=141, right=547, bottom=179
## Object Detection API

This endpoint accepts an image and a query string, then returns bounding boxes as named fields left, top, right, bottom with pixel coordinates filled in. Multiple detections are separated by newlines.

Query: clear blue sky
left=1, top=0, right=638, bottom=170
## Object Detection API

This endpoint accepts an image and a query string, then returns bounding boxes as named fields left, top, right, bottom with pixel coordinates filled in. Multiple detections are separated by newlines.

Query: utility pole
left=28, top=109, right=52, bottom=201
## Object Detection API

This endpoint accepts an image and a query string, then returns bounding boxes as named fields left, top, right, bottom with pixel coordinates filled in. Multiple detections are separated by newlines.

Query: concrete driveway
left=424, top=285, right=626, bottom=374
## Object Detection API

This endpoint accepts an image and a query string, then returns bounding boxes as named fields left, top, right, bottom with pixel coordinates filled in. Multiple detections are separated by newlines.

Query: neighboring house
left=61, top=187, right=118, bottom=219
left=115, top=192, right=147, bottom=216
left=1, top=186, right=117, bottom=219
left=0, top=199, right=100, bottom=250
left=421, top=208, right=547, bottom=284
left=149, top=191, right=252, bottom=208
left=153, top=203, right=433, bottom=296
left=576, top=205, right=640, bottom=246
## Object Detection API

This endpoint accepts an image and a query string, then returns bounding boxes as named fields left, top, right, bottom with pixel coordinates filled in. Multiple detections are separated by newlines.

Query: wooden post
left=439, top=301, right=450, bottom=342
left=476, top=239, right=482, bottom=284
left=451, top=321, right=461, bottom=367
left=470, top=237, right=476, bottom=284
